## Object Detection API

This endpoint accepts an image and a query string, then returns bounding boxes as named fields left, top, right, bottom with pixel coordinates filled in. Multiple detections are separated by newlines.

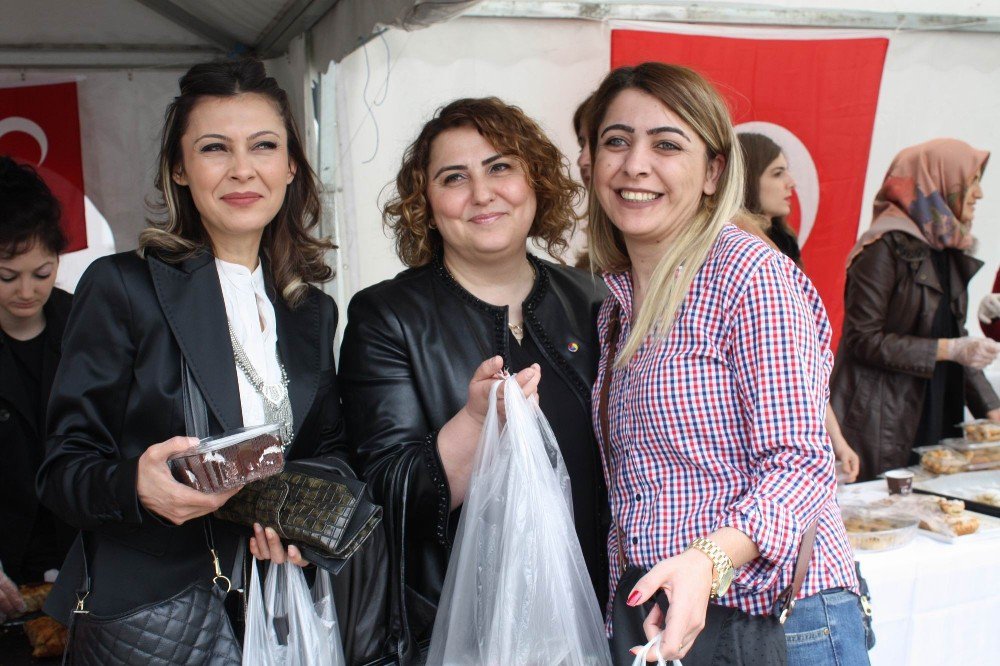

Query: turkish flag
left=0, top=82, right=87, bottom=253
left=612, top=30, right=888, bottom=349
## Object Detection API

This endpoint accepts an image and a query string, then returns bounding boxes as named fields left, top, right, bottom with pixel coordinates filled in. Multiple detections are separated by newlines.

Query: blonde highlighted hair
left=586, top=62, right=745, bottom=365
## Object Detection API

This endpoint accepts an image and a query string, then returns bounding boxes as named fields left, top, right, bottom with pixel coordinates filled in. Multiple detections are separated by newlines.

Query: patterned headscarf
left=847, top=138, right=989, bottom=265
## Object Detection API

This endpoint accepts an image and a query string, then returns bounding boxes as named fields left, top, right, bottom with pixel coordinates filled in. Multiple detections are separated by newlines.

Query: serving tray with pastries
left=914, top=469, right=1000, bottom=519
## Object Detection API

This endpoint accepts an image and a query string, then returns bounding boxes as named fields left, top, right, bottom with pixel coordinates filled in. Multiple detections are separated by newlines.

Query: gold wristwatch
left=689, top=537, right=735, bottom=599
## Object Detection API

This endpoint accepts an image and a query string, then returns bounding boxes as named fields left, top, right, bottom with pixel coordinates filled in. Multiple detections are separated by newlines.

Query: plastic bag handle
left=631, top=634, right=682, bottom=666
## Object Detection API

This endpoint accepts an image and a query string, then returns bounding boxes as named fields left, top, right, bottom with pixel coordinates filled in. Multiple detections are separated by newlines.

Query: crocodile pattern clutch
left=215, top=461, right=381, bottom=563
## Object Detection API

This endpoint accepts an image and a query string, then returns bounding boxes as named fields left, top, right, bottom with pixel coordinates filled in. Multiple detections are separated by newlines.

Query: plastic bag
left=426, top=377, right=612, bottom=665
left=242, top=558, right=345, bottom=666
left=631, top=635, right=683, bottom=666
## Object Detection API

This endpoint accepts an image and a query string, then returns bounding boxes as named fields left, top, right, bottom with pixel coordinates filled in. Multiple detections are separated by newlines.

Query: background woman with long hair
left=738, top=132, right=862, bottom=483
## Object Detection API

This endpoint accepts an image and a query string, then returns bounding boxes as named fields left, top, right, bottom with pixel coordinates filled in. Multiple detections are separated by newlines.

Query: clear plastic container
left=941, top=437, right=1000, bottom=470
left=916, top=445, right=969, bottom=475
left=957, top=419, right=1000, bottom=443
left=168, top=423, right=284, bottom=493
left=840, top=506, right=919, bottom=551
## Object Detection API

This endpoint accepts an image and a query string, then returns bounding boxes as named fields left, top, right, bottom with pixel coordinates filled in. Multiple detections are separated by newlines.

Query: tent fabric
left=0, top=0, right=481, bottom=68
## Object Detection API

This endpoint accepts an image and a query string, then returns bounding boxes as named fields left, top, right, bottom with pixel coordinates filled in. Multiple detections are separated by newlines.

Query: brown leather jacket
left=830, top=231, right=1000, bottom=480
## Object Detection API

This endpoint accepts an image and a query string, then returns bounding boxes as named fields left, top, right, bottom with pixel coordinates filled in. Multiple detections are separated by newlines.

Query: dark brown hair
left=383, top=97, right=581, bottom=267
left=738, top=132, right=801, bottom=245
left=737, top=133, right=782, bottom=216
left=140, top=57, right=332, bottom=306
left=572, top=93, right=594, bottom=139
left=0, top=156, right=67, bottom=260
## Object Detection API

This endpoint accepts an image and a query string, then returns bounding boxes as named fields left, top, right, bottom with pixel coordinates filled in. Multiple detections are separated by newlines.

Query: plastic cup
left=885, top=469, right=914, bottom=496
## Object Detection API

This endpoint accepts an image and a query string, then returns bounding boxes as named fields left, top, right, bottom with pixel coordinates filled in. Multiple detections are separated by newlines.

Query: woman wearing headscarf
left=831, top=138, right=1000, bottom=481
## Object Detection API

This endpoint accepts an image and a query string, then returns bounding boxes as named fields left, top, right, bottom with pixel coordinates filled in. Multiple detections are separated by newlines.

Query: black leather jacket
left=38, top=251, right=347, bottom=621
left=339, top=255, right=608, bottom=640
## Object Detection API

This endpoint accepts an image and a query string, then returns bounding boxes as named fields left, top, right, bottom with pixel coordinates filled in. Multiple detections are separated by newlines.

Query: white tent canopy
left=0, top=0, right=479, bottom=69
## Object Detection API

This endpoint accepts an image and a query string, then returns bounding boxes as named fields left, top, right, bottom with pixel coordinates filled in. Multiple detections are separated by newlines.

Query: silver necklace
left=227, top=321, right=294, bottom=447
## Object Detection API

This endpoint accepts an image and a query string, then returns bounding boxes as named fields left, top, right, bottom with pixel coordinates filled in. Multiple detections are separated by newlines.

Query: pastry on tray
left=14, top=582, right=52, bottom=616
left=23, top=615, right=67, bottom=658
left=920, top=447, right=969, bottom=474
left=962, top=420, right=1000, bottom=443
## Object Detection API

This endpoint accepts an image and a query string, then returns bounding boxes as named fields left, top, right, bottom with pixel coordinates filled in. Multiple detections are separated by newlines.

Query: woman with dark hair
left=738, top=133, right=802, bottom=265
left=738, top=132, right=862, bottom=483
left=586, top=63, right=864, bottom=664
left=339, top=97, right=609, bottom=654
left=37, top=58, right=349, bottom=659
left=574, top=93, right=595, bottom=189
left=831, top=139, right=1000, bottom=480
left=0, top=157, right=76, bottom=622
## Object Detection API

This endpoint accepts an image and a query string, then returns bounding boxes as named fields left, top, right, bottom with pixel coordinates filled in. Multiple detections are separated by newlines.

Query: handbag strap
left=596, top=302, right=818, bottom=618
left=596, top=306, right=628, bottom=573
left=181, top=356, right=210, bottom=440
left=72, top=359, right=223, bottom=614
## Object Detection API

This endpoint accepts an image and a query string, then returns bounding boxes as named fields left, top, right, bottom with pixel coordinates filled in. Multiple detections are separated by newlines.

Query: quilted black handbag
left=64, top=521, right=241, bottom=666
left=214, top=458, right=382, bottom=575
left=62, top=360, right=243, bottom=665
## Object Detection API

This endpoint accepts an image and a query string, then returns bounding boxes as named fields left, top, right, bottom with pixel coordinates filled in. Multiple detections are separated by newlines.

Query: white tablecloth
left=843, top=483, right=1000, bottom=665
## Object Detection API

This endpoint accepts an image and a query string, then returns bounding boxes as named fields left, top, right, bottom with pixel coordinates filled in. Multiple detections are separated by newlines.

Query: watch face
left=717, top=567, right=735, bottom=596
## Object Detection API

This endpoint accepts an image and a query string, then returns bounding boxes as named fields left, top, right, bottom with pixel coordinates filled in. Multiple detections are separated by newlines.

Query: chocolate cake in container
left=168, top=423, right=285, bottom=493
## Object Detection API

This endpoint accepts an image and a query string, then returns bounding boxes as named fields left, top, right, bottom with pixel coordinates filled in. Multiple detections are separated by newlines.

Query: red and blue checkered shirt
left=594, top=225, right=858, bottom=617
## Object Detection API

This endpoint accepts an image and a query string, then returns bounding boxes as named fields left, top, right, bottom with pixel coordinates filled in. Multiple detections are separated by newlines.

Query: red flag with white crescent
left=611, top=30, right=888, bottom=349
left=0, top=82, right=87, bottom=253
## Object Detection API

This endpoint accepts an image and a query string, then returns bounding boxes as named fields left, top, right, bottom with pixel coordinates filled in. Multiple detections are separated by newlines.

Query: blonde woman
left=587, top=63, right=867, bottom=665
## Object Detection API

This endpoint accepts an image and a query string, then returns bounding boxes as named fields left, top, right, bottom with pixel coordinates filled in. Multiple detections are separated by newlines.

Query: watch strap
left=689, top=537, right=733, bottom=597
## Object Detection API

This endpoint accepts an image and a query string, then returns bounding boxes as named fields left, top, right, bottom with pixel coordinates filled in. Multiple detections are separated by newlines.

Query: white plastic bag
left=426, top=376, right=613, bottom=666
left=631, top=635, right=683, bottom=666
left=242, top=558, right=345, bottom=666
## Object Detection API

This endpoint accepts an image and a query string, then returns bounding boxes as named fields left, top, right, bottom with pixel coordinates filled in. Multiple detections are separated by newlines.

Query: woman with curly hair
left=339, top=97, right=609, bottom=655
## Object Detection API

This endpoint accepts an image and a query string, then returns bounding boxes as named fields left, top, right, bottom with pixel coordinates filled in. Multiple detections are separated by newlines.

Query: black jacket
left=339, top=255, right=608, bottom=640
left=0, top=288, right=77, bottom=583
left=37, top=251, right=347, bottom=621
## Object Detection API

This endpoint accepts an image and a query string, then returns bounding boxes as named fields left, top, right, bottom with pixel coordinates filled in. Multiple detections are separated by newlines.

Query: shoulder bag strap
left=776, top=520, right=818, bottom=623
left=181, top=356, right=210, bottom=440
left=597, top=304, right=627, bottom=572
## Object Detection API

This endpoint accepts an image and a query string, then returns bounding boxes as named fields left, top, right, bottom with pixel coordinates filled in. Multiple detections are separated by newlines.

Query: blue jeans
left=782, top=588, right=872, bottom=666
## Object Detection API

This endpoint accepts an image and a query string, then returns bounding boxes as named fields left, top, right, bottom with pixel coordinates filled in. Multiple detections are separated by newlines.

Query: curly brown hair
left=140, top=58, right=333, bottom=307
left=383, top=97, right=582, bottom=267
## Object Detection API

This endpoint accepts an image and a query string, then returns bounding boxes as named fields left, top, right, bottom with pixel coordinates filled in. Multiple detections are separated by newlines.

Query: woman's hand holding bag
left=250, top=522, right=310, bottom=568
left=462, top=355, right=540, bottom=425
left=243, top=557, right=346, bottom=666
left=626, top=550, right=713, bottom=662
left=136, top=436, right=242, bottom=524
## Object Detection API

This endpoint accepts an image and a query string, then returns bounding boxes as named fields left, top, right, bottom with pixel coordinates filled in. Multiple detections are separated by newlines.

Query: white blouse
left=215, top=258, right=281, bottom=429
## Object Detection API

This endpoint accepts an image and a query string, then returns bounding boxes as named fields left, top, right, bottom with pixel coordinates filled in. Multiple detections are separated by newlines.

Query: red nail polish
left=627, top=590, right=641, bottom=606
